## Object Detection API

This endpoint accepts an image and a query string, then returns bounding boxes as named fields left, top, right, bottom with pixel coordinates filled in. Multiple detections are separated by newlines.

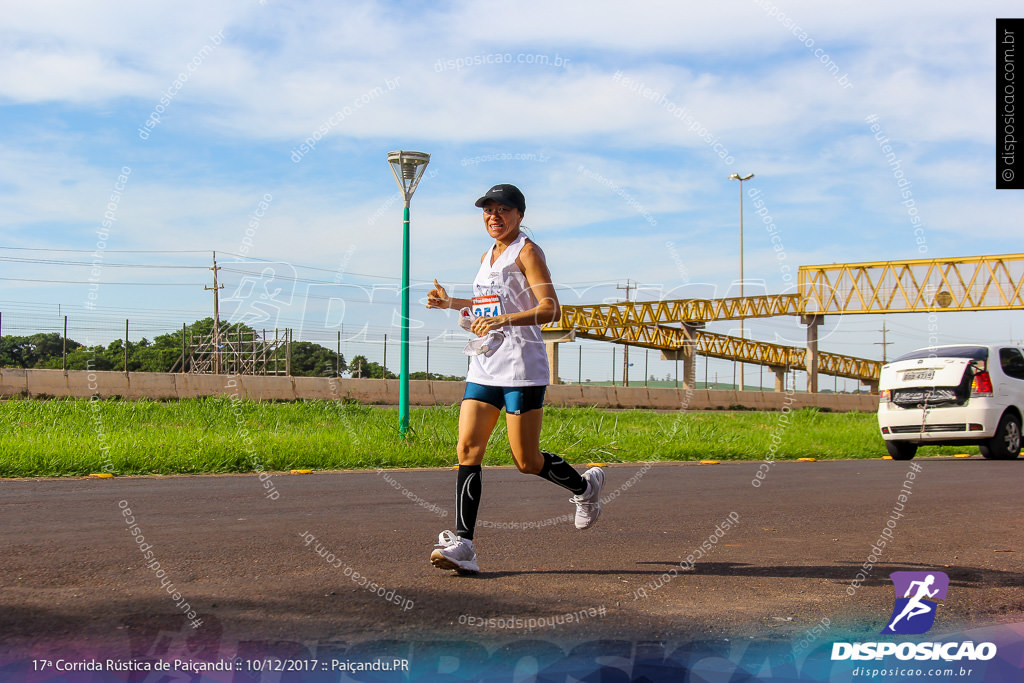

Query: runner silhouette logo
left=881, top=571, right=949, bottom=635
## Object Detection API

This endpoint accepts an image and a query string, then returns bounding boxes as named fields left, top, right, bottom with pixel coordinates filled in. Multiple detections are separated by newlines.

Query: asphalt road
left=2, top=457, right=1023, bottom=665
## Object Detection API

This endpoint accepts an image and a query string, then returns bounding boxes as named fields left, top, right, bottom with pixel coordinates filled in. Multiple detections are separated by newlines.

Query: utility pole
left=729, top=173, right=754, bottom=391
left=617, top=279, right=635, bottom=386
left=876, top=318, right=893, bottom=363
left=205, top=251, right=224, bottom=374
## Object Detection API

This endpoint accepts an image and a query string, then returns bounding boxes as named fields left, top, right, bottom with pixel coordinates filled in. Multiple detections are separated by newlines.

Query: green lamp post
left=387, top=150, right=430, bottom=437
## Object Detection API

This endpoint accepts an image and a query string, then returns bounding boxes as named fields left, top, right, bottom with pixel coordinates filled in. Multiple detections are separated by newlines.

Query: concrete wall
left=1, top=369, right=879, bottom=412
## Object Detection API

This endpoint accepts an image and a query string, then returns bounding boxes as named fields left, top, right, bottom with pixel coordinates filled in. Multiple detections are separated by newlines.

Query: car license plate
left=902, top=369, right=934, bottom=381
left=892, top=388, right=958, bottom=405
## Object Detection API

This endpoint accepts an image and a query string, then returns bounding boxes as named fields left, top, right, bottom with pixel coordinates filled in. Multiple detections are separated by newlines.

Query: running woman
left=425, top=183, right=605, bottom=574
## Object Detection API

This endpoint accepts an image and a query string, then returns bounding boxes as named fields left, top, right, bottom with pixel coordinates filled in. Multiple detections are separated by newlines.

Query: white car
left=877, top=344, right=1024, bottom=460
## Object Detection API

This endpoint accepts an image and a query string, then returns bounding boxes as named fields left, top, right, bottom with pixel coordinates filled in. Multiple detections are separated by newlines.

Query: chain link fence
left=0, top=309, right=872, bottom=393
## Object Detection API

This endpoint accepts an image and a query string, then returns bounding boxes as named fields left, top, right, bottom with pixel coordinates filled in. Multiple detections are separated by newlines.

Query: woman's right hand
left=426, top=279, right=450, bottom=309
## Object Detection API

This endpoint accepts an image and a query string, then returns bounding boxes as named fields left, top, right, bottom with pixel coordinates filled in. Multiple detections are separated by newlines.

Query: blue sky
left=1, top=0, right=1021, bottom=385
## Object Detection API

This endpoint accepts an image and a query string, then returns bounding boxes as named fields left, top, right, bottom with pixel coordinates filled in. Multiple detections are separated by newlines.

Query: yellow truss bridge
left=543, top=253, right=1024, bottom=392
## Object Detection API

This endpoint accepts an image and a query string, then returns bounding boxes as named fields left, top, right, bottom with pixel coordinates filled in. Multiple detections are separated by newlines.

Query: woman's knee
left=517, top=461, right=542, bottom=475
left=513, top=451, right=544, bottom=475
left=456, top=441, right=485, bottom=465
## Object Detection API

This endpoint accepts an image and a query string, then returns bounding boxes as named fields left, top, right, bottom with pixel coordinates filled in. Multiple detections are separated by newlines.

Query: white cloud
left=3, top=0, right=1023, bottom=359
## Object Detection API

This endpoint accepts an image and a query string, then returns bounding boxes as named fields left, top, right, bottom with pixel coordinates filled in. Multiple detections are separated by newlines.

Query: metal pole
left=383, top=333, right=388, bottom=379
left=738, top=180, right=744, bottom=391
left=644, top=349, right=649, bottom=387
left=617, top=280, right=633, bottom=387
left=578, top=344, right=582, bottom=384
left=426, top=336, right=430, bottom=379
left=611, top=346, right=615, bottom=385
left=337, top=330, right=341, bottom=377
left=206, top=251, right=223, bottom=374
left=182, top=323, right=186, bottom=373
left=623, top=345, right=629, bottom=387
left=124, top=319, right=129, bottom=372
left=399, top=203, right=411, bottom=436
left=63, top=316, right=68, bottom=372
left=388, top=151, right=429, bottom=437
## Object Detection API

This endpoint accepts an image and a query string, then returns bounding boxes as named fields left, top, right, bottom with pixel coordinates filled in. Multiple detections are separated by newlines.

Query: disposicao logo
left=881, top=571, right=948, bottom=635
left=831, top=569, right=997, bottom=663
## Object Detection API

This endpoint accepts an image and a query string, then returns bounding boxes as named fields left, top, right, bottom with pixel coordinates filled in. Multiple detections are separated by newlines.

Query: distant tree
left=1, top=319, right=365, bottom=378
left=183, top=317, right=217, bottom=338
left=409, top=371, right=465, bottom=381
left=132, top=337, right=182, bottom=372
left=290, top=341, right=346, bottom=377
left=0, top=335, right=31, bottom=368
left=28, top=333, right=72, bottom=365
left=49, top=345, right=115, bottom=371
left=348, top=354, right=396, bottom=379
left=1, top=333, right=83, bottom=368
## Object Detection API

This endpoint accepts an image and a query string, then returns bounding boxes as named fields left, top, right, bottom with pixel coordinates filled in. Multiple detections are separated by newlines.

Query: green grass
left=0, top=397, right=978, bottom=477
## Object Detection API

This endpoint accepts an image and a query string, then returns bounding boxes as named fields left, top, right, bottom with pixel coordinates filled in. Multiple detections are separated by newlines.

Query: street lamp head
left=729, top=173, right=754, bottom=181
left=388, top=150, right=431, bottom=202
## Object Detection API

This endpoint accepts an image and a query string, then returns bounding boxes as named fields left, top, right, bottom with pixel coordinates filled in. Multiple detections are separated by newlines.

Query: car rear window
left=892, top=346, right=988, bottom=362
left=1000, top=348, right=1024, bottom=380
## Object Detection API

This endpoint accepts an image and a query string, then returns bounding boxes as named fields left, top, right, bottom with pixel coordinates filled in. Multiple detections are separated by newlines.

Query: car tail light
left=880, top=426, right=891, bottom=434
left=968, top=423, right=984, bottom=431
left=880, top=389, right=891, bottom=402
left=971, top=371, right=993, bottom=396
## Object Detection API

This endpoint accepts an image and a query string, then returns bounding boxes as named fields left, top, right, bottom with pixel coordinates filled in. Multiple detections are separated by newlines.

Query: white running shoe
left=430, top=530, right=480, bottom=573
left=572, top=467, right=605, bottom=529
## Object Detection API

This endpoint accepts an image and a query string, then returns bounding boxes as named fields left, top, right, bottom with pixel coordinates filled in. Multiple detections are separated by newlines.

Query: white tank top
left=465, top=232, right=550, bottom=387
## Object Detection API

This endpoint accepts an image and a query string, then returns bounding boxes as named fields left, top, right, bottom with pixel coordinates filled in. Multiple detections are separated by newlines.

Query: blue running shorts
left=463, top=382, right=546, bottom=414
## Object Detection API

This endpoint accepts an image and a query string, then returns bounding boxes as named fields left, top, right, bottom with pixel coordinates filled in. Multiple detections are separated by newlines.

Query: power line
left=0, top=299, right=211, bottom=317
left=0, top=256, right=206, bottom=269
left=0, top=246, right=618, bottom=289
left=217, top=251, right=636, bottom=287
left=0, top=246, right=210, bottom=254
left=0, top=277, right=201, bottom=285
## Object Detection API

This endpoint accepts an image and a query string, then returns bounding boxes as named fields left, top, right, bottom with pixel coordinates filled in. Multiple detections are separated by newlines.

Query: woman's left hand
left=470, top=315, right=505, bottom=336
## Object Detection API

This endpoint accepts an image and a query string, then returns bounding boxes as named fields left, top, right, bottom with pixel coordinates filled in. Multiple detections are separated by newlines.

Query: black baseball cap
left=474, top=184, right=525, bottom=214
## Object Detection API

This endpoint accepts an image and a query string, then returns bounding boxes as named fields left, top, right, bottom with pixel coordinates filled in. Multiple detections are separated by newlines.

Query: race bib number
left=472, top=294, right=503, bottom=318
